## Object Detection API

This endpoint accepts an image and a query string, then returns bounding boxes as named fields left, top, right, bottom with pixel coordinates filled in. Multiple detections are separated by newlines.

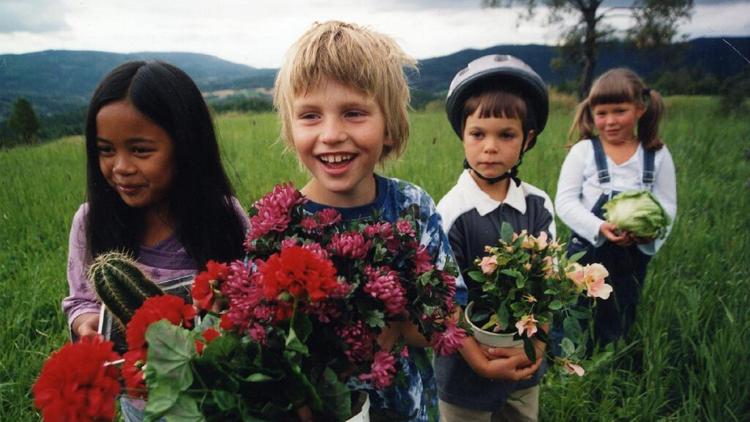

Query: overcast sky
left=1, top=0, right=748, bottom=68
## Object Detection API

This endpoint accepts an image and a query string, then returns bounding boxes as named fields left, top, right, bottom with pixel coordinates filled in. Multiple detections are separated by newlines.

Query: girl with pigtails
left=555, top=68, right=677, bottom=346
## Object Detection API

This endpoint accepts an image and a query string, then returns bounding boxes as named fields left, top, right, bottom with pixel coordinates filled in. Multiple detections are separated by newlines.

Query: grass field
left=1, top=97, right=748, bottom=421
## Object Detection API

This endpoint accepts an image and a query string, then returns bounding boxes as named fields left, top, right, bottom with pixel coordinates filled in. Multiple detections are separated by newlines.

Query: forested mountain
left=1, top=37, right=747, bottom=120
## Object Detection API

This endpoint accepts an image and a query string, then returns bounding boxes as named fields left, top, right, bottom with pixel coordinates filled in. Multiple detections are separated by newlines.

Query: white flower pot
left=464, top=302, right=523, bottom=349
left=346, top=391, right=370, bottom=422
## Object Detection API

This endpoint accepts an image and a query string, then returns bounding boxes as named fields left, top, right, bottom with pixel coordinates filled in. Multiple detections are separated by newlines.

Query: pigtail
left=566, top=99, right=596, bottom=147
left=637, top=88, right=665, bottom=150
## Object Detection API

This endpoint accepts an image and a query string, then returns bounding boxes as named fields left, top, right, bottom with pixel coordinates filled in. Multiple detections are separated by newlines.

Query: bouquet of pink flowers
left=466, top=223, right=612, bottom=375
left=34, top=183, right=463, bottom=421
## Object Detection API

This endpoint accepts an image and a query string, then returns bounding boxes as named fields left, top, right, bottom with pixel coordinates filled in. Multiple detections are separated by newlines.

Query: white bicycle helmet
left=445, top=54, right=549, bottom=184
left=445, top=54, right=548, bottom=150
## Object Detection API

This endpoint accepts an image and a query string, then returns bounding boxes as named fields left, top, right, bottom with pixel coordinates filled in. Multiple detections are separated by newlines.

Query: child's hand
left=600, top=222, right=632, bottom=246
left=483, top=338, right=546, bottom=367
left=480, top=349, right=542, bottom=381
left=72, top=312, right=100, bottom=338
left=459, top=336, right=541, bottom=381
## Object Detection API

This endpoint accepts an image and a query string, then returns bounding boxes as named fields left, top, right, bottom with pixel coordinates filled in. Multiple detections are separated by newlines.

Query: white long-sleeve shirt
left=555, top=139, right=677, bottom=255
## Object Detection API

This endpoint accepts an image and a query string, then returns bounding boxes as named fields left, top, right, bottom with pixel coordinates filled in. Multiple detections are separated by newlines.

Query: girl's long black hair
left=84, top=60, right=246, bottom=267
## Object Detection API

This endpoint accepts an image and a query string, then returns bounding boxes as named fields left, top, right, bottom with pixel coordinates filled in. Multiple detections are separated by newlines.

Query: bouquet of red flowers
left=34, top=183, right=463, bottom=421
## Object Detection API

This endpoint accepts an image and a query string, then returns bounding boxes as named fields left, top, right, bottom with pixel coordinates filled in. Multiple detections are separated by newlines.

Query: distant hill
left=1, top=37, right=748, bottom=120
left=412, top=37, right=750, bottom=93
left=0, top=50, right=275, bottom=118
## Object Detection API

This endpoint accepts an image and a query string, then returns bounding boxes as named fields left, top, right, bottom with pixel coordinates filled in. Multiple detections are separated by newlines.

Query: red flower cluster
left=195, top=328, right=221, bottom=355
left=123, top=295, right=196, bottom=399
left=126, top=295, right=196, bottom=350
left=122, top=349, right=147, bottom=398
left=192, top=260, right=229, bottom=311
left=259, top=245, right=340, bottom=303
left=33, top=336, right=121, bottom=422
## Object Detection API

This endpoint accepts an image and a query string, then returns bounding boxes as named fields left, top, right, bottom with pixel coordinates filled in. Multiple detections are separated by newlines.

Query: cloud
left=0, top=0, right=70, bottom=33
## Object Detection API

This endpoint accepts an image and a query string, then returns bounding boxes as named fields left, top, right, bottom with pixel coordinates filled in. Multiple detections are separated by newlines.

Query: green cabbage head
left=602, top=191, right=671, bottom=239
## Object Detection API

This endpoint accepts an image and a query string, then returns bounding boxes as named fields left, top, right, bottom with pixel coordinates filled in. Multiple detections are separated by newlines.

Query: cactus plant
left=87, top=251, right=163, bottom=327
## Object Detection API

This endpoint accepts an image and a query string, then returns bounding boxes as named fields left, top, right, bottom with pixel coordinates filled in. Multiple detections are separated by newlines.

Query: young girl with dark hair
left=62, top=60, right=249, bottom=339
left=555, top=68, right=677, bottom=346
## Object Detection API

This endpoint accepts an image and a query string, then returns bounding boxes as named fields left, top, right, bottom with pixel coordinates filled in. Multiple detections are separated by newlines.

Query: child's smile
left=317, top=152, right=356, bottom=170
left=291, top=78, right=392, bottom=208
left=593, top=102, right=644, bottom=145
left=95, top=100, right=175, bottom=213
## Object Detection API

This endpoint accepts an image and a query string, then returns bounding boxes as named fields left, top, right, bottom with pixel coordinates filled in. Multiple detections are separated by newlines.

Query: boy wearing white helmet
left=434, top=55, right=554, bottom=422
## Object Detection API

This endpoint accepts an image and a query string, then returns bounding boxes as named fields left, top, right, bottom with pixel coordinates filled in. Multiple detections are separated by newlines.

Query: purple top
left=62, top=198, right=249, bottom=328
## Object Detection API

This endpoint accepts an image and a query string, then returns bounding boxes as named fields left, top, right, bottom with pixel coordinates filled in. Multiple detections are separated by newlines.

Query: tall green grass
left=1, top=98, right=748, bottom=420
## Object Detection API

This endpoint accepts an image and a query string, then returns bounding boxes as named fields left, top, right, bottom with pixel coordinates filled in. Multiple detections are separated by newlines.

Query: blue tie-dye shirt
left=303, top=174, right=467, bottom=422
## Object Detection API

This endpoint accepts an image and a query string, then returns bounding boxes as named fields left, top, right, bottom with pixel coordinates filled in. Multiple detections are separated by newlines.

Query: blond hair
left=568, top=68, right=665, bottom=150
left=273, top=20, right=416, bottom=162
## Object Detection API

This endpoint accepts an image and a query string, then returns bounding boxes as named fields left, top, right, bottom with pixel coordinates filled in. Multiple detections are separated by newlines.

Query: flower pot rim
left=464, top=301, right=523, bottom=348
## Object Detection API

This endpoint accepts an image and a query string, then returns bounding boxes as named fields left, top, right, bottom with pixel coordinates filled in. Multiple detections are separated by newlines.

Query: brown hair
left=461, top=88, right=528, bottom=136
left=568, top=68, right=665, bottom=150
left=273, top=21, right=416, bottom=162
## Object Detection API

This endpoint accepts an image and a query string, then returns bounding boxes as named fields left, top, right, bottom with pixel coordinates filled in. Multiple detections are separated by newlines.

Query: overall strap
left=591, top=137, right=610, bottom=184
left=642, top=147, right=656, bottom=190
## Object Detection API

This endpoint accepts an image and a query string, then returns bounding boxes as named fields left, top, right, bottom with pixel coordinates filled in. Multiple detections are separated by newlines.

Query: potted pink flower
left=464, top=222, right=612, bottom=374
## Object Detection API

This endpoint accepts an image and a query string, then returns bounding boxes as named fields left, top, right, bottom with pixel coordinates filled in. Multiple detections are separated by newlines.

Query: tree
left=483, top=0, right=693, bottom=98
left=8, top=97, right=40, bottom=144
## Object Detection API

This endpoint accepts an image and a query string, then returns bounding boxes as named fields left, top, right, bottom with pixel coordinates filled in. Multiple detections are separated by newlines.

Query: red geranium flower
left=33, top=336, right=121, bottom=422
left=126, top=295, right=196, bottom=351
left=259, top=245, right=340, bottom=303
left=192, top=260, right=229, bottom=310
left=122, top=349, right=147, bottom=399
left=195, top=328, right=222, bottom=355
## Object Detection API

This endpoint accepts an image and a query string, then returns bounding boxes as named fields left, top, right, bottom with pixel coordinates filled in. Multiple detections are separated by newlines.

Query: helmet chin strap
left=463, top=159, right=516, bottom=185
left=463, top=131, right=529, bottom=187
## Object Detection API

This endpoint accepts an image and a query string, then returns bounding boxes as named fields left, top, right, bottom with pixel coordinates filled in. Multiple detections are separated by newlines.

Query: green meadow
left=1, top=97, right=748, bottom=420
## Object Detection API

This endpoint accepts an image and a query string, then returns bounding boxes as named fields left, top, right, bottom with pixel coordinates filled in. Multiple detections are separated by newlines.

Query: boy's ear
left=524, top=130, right=536, bottom=151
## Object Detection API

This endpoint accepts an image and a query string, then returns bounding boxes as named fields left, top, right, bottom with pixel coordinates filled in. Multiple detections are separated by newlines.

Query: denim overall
left=567, top=137, right=656, bottom=346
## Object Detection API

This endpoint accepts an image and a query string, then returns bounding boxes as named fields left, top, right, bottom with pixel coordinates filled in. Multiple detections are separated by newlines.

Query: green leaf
left=212, top=389, right=238, bottom=412
left=161, top=393, right=204, bottom=422
left=481, top=314, right=501, bottom=331
left=568, top=250, right=586, bottom=263
left=244, top=373, right=275, bottom=382
left=549, top=300, right=563, bottom=311
left=468, top=270, right=486, bottom=282
left=285, top=314, right=310, bottom=356
left=364, top=309, right=386, bottom=328
left=500, top=222, right=514, bottom=243
left=145, top=321, right=196, bottom=392
left=500, top=269, right=520, bottom=278
left=560, top=337, right=576, bottom=357
left=144, top=382, right=182, bottom=420
left=510, top=302, right=525, bottom=312
left=317, top=367, right=352, bottom=420
left=515, top=277, right=526, bottom=289
left=200, top=332, right=240, bottom=364
left=568, top=307, right=592, bottom=320
left=563, top=316, right=583, bottom=342
left=497, top=304, right=510, bottom=330
left=291, top=312, right=312, bottom=344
